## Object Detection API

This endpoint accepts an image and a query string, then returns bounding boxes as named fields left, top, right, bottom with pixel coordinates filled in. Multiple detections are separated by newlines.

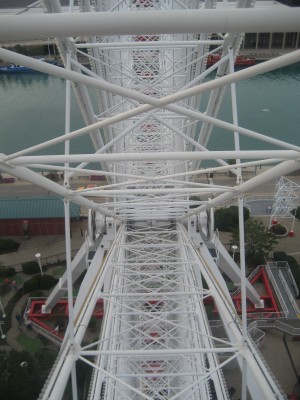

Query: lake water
left=206, top=62, right=300, bottom=152
left=0, top=63, right=300, bottom=158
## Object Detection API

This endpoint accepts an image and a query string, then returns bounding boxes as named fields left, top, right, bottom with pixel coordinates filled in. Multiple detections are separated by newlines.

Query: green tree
left=0, top=349, right=44, bottom=400
left=215, top=206, right=250, bottom=232
left=22, top=261, right=40, bottom=274
left=292, top=206, right=300, bottom=220
left=231, top=219, right=278, bottom=266
left=35, top=347, right=58, bottom=370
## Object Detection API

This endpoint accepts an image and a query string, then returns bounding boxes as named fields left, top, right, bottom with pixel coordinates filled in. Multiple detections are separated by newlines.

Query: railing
left=209, top=319, right=224, bottom=328
left=87, top=319, right=106, bottom=400
left=247, top=264, right=263, bottom=282
left=29, top=319, right=62, bottom=346
left=268, top=261, right=300, bottom=298
left=265, top=264, right=289, bottom=317
left=246, top=334, right=288, bottom=400
left=23, top=296, right=44, bottom=319
left=200, top=297, right=229, bottom=399
left=244, top=195, right=274, bottom=203
left=273, top=320, right=300, bottom=335
left=7, top=248, right=80, bottom=273
left=211, top=317, right=300, bottom=340
left=255, top=319, right=300, bottom=336
left=271, top=261, right=288, bottom=268
left=24, top=297, right=63, bottom=346
left=287, top=267, right=300, bottom=298
left=214, top=194, right=274, bottom=213
left=247, top=311, right=286, bottom=320
left=37, top=355, right=61, bottom=400
left=37, top=339, right=69, bottom=400
left=231, top=264, right=262, bottom=295
left=247, top=321, right=266, bottom=348
left=278, top=270, right=300, bottom=316
left=210, top=319, right=265, bottom=347
left=267, top=262, right=300, bottom=317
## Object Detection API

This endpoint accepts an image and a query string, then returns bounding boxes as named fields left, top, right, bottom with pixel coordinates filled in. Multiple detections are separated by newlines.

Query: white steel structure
left=270, top=177, right=300, bottom=229
left=1, top=1, right=300, bottom=399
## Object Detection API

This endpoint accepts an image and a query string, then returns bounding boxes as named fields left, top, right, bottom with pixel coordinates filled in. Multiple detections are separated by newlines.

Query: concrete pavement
left=0, top=218, right=87, bottom=267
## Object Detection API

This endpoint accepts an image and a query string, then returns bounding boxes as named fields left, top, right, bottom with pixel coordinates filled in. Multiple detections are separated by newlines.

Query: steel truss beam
left=40, top=222, right=284, bottom=399
left=1, top=1, right=298, bottom=399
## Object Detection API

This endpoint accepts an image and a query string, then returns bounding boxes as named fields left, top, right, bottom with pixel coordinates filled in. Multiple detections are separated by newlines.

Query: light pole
left=20, top=361, right=28, bottom=368
left=35, top=252, right=43, bottom=276
left=231, top=245, right=238, bottom=262
left=0, top=323, right=5, bottom=340
left=0, top=297, right=6, bottom=318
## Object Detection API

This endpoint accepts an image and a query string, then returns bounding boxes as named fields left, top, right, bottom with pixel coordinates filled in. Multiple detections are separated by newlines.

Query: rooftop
left=0, top=196, right=81, bottom=219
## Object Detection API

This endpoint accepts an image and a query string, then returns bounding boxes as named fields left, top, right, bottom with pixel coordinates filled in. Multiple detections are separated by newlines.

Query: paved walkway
left=4, top=293, right=37, bottom=351
left=0, top=219, right=87, bottom=351
left=0, top=219, right=87, bottom=267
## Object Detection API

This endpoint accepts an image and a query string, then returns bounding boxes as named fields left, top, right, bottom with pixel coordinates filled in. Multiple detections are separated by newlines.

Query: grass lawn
left=51, top=266, right=65, bottom=277
left=13, top=275, right=23, bottom=285
left=16, top=333, right=44, bottom=353
left=205, top=304, right=215, bottom=320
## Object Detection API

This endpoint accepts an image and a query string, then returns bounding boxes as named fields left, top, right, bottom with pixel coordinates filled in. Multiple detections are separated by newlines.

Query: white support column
left=229, top=49, right=242, bottom=183
left=64, top=51, right=78, bottom=400
left=238, top=196, right=248, bottom=400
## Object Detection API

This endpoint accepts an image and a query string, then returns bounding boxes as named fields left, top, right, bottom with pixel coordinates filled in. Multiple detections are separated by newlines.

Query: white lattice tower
left=270, top=177, right=300, bottom=228
left=0, top=1, right=300, bottom=400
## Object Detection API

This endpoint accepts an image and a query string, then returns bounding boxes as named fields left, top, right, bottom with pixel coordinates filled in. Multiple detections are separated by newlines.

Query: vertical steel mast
left=0, top=1, right=300, bottom=399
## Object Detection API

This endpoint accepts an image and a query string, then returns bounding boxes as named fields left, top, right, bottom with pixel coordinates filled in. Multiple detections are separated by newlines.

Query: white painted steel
left=270, top=177, right=300, bottom=226
left=1, top=0, right=297, bottom=399
left=76, top=40, right=225, bottom=49
left=7, top=150, right=300, bottom=164
left=1, top=9, right=300, bottom=40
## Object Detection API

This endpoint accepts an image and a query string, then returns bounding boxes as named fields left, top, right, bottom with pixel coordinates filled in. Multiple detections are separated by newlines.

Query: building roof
left=0, top=196, right=81, bottom=219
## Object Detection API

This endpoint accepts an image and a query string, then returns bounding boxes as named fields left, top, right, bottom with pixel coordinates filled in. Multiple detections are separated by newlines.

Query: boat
left=206, top=54, right=256, bottom=67
left=0, top=64, right=36, bottom=73
left=0, top=58, right=58, bottom=73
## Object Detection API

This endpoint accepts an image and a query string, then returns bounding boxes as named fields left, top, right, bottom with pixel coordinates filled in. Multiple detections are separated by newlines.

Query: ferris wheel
left=0, top=1, right=300, bottom=399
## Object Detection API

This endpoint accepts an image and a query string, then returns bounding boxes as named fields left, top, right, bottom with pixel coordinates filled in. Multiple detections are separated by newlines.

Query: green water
left=0, top=73, right=91, bottom=156
left=0, top=63, right=299, bottom=157
left=205, top=62, right=300, bottom=151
